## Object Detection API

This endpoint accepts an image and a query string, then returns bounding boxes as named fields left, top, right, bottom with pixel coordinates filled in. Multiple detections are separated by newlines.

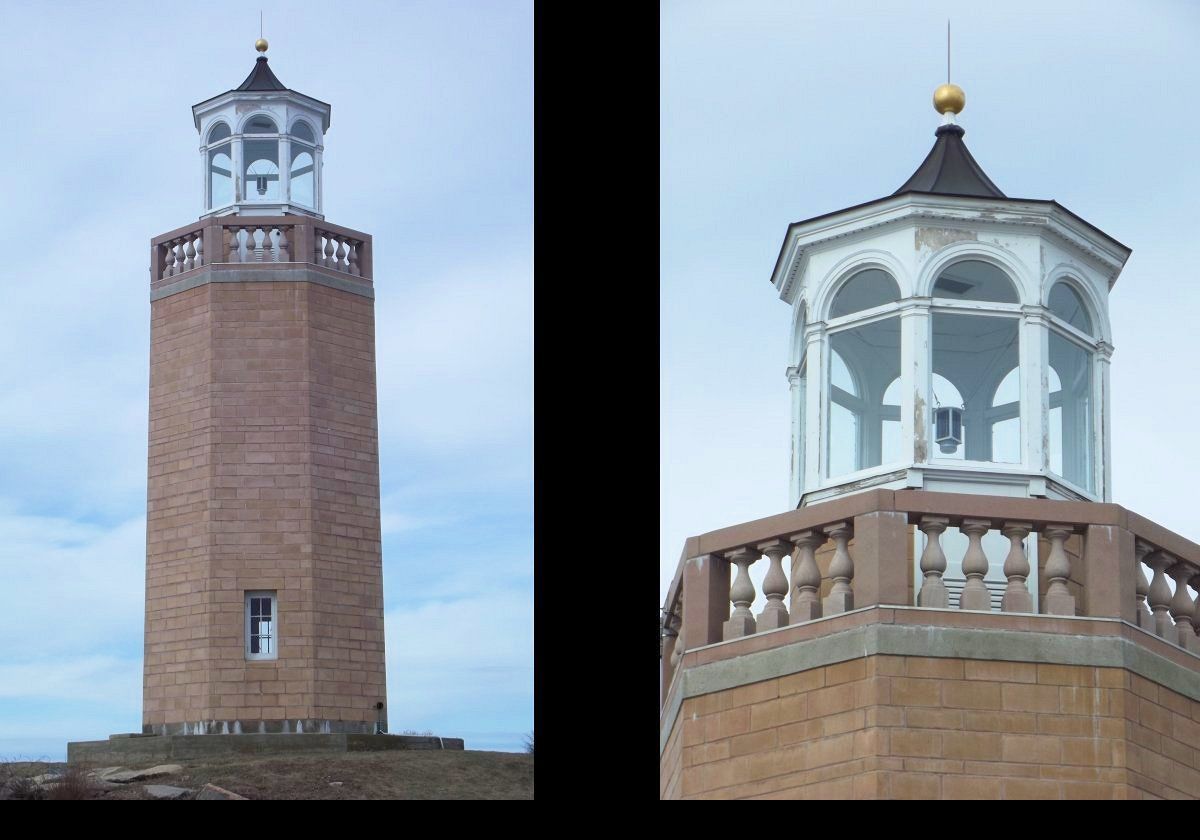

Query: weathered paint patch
left=913, top=391, right=927, bottom=462
left=915, top=227, right=977, bottom=252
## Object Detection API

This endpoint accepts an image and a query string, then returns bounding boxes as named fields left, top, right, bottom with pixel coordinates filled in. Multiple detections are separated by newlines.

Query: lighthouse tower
left=142, top=40, right=387, bottom=736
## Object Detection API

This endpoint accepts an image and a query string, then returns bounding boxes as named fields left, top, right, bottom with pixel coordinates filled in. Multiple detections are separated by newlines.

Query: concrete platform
left=68, top=733, right=465, bottom=765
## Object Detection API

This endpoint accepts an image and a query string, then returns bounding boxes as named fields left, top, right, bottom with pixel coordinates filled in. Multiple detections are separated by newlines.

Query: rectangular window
left=245, top=591, right=277, bottom=660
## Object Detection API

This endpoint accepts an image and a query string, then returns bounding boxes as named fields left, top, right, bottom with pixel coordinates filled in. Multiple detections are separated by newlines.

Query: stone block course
left=665, top=652, right=1200, bottom=799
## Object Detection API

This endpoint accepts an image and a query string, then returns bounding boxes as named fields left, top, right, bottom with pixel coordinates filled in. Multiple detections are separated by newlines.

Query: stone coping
left=659, top=606, right=1200, bottom=755
left=150, top=263, right=375, bottom=302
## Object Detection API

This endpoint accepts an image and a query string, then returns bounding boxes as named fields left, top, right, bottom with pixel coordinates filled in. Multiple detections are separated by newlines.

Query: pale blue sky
left=662, top=1, right=1200, bottom=600
left=0, top=0, right=532, bottom=759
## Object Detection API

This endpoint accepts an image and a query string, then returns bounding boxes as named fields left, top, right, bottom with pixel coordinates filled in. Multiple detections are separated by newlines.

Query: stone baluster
left=1192, top=570, right=1200, bottom=644
left=161, top=242, right=175, bottom=279
left=667, top=606, right=683, bottom=670
left=822, top=522, right=853, bottom=615
left=1043, top=524, right=1077, bottom=616
left=313, top=230, right=325, bottom=266
left=756, top=539, right=791, bottom=631
left=1169, top=563, right=1198, bottom=652
left=334, top=236, right=347, bottom=271
left=194, top=233, right=203, bottom=269
left=183, top=236, right=195, bottom=272
left=324, top=235, right=336, bottom=268
left=172, top=239, right=185, bottom=275
left=225, top=226, right=240, bottom=262
left=959, top=519, right=993, bottom=612
left=349, top=240, right=361, bottom=276
left=252, top=227, right=266, bottom=262
left=787, top=530, right=823, bottom=621
left=1146, top=551, right=1174, bottom=638
left=1134, top=540, right=1156, bottom=633
left=276, top=227, right=290, bottom=262
left=723, top=547, right=758, bottom=639
left=1000, top=521, right=1033, bottom=613
left=917, top=516, right=949, bottom=608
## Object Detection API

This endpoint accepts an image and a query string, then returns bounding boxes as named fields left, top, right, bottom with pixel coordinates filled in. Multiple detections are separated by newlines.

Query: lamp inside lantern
left=934, top=406, right=964, bottom=454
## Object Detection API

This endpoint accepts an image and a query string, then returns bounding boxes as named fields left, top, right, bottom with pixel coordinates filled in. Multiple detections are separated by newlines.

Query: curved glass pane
left=830, top=269, right=900, bottom=318
left=244, top=139, right=279, bottom=201
left=828, top=317, right=901, bottom=476
left=290, top=150, right=314, bottom=207
left=1049, top=332, right=1094, bottom=490
left=208, top=143, right=233, bottom=209
left=1048, top=283, right=1094, bottom=335
left=207, top=122, right=231, bottom=144
left=244, top=116, right=278, bottom=134
left=292, top=121, right=316, bottom=143
left=932, top=313, right=1020, bottom=463
left=933, top=260, right=1020, bottom=303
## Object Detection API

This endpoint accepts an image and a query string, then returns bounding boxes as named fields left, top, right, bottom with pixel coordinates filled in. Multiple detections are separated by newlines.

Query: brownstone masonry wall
left=145, top=269, right=387, bottom=735
left=665, top=653, right=1200, bottom=799
left=660, top=608, right=1200, bottom=799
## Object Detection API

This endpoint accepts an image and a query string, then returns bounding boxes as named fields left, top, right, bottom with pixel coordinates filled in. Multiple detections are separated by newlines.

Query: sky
left=0, top=0, right=532, bottom=759
left=661, top=0, right=1200, bottom=605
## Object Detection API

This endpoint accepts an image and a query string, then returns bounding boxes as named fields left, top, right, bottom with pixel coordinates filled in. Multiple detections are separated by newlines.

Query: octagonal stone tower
left=143, top=42, right=387, bottom=736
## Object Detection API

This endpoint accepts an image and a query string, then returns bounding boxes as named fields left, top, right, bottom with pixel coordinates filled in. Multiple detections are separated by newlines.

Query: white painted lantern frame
left=774, top=195, right=1128, bottom=509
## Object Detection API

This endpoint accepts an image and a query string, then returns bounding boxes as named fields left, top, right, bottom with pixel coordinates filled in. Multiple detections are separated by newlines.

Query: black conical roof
left=236, top=56, right=287, bottom=91
left=894, top=123, right=1005, bottom=198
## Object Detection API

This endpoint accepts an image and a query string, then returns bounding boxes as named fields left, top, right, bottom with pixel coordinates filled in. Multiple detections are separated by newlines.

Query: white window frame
left=245, top=590, right=278, bottom=661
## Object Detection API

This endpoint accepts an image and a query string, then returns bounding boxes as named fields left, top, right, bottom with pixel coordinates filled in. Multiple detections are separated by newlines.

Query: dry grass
left=44, top=765, right=102, bottom=800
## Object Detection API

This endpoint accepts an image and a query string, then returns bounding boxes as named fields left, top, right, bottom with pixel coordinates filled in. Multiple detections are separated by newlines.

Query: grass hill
left=1, top=750, right=534, bottom=800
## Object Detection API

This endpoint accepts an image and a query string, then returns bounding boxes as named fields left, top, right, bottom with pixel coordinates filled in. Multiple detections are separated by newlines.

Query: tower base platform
left=67, top=733, right=465, bottom=765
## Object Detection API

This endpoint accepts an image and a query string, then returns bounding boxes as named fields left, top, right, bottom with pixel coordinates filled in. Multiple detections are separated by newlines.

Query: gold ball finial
left=933, top=83, right=965, bottom=115
left=255, top=37, right=269, bottom=53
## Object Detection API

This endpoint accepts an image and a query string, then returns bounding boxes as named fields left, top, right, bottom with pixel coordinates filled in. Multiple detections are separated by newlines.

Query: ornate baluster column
left=1043, top=524, right=1077, bottom=616
left=1000, top=521, right=1033, bottom=613
left=324, top=235, right=336, bottom=268
left=917, top=516, right=949, bottom=608
left=723, top=547, right=758, bottom=639
left=334, top=236, right=347, bottom=271
left=194, top=232, right=204, bottom=268
left=349, top=240, right=361, bottom=276
left=822, top=522, right=853, bottom=615
left=1134, top=539, right=1156, bottom=633
left=276, top=227, right=290, bottom=262
left=787, top=530, right=823, bottom=622
left=225, top=226, right=240, bottom=262
left=313, top=230, right=325, bottom=266
left=959, top=519, right=993, bottom=611
left=1169, top=563, right=1198, bottom=652
left=183, top=236, right=196, bottom=272
left=1146, top=550, right=1173, bottom=638
left=756, top=539, right=791, bottom=630
left=667, top=606, right=683, bottom=670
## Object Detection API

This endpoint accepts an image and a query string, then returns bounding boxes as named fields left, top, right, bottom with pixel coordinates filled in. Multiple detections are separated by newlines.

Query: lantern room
left=192, top=39, right=330, bottom=218
left=770, top=84, right=1130, bottom=509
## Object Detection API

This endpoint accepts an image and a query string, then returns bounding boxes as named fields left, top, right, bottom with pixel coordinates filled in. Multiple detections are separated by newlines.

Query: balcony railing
left=150, top=216, right=372, bottom=286
left=661, top=489, right=1200, bottom=706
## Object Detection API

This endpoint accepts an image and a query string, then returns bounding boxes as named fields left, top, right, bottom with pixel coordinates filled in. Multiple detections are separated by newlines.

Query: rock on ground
left=145, top=784, right=194, bottom=800
left=101, top=764, right=184, bottom=783
left=196, top=783, right=248, bottom=800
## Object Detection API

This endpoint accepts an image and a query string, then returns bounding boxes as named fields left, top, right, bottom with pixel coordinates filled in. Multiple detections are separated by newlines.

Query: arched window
left=829, top=269, right=900, bottom=318
left=932, top=312, right=1020, bottom=463
left=1049, top=334, right=1093, bottom=490
left=244, top=116, right=278, bottom=134
left=291, top=121, right=316, bottom=143
left=207, top=123, right=233, bottom=209
left=1048, top=282, right=1093, bottom=335
left=828, top=317, right=902, bottom=475
left=933, top=260, right=1020, bottom=303
left=290, top=150, right=315, bottom=208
